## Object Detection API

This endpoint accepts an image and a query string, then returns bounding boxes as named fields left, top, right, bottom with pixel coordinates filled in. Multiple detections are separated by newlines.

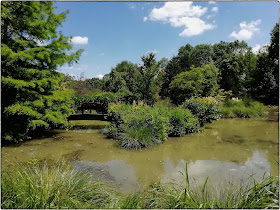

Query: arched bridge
left=67, top=101, right=112, bottom=122
left=67, top=113, right=111, bottom=121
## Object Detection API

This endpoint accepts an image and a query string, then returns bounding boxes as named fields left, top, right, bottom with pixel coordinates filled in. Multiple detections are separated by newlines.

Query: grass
left=2, top=160, right=279, bottom=209
left=220, top=98, right=266, bottom=118
left=106, top=102, right=201, bottom=149
left=1, top=160, right=120, bottom=209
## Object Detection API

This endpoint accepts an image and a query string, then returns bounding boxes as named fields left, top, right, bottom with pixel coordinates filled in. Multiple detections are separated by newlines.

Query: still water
left=2, top=111, right=279, bottom=193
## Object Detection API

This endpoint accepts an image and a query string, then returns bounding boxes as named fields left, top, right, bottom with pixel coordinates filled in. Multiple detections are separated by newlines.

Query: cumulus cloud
left=146, top=2, right=215, bottom=37
left=143, top=17, right=148, bottom=22
left=96, top=74, right=104, bottom=79
left=252, top=43, right=269, bottom=54
left=211, top=7, right=218, bottom=12
left=209, top=1, right=216, bottom=4
left=229, top=19, right=261, bottom=41
left=70, top=36, right=89, bottom=45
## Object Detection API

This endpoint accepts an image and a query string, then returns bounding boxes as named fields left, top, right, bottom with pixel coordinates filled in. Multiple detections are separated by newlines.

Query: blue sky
left=54, top=1, right=278, bottom=79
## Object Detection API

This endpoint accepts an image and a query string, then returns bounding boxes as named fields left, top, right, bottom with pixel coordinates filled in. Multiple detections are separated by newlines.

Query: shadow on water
left=62, top=149, right=85, bottom=161
left=219, top=135, right=245, bottom=144
left=2, top=130, right=62, bottom=147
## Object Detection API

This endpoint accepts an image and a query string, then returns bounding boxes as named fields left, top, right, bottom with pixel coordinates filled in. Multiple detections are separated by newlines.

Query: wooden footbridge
left=67, top=99, right=113, bottom=122
left=67, top=113, right=111, bottom=121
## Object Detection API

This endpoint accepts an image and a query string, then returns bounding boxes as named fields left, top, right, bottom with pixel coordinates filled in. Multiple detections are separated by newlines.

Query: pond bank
left=2, top=111, right=278, bottom=193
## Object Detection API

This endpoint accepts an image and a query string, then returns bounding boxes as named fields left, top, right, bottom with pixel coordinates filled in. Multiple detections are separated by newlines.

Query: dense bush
left=182, top=97, right=221, bottom=126
left=106, top=103, right=201, bottom=149
left=107, top=103, right=169, bottom=149
left=221, top=98, right=265, bottom=118
left=161, top=106, right=200, bottom=136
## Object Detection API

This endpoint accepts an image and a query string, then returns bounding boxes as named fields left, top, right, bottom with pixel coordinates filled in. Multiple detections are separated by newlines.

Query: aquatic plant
left=221, top=98, right=265, bottom=118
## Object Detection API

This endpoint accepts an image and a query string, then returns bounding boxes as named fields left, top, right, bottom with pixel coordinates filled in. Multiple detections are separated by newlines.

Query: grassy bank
left=2, top=161, right=279, bottom=209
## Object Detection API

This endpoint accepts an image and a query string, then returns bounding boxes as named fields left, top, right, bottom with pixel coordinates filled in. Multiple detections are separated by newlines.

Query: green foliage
left=170, top=66, right=204, bottom=103
left=182, top=97, right=221, bottom=126
left=1, top=161, right=119, bottom=209
left=163, top=106, right=200, bottom=136
left=1, top=1, right=81, bottom=143
left=250, top=24, right=279, bottom=105
left=2, top=161, right=278, bottom=209
left=106, top=103, right=201, bottom=149
left=170, top=64, right=219, bottom=104
left=135, top=53, right=162, bottom=105
left=107, top=103, right=169, bottom=149
left=220, top=98, right=265, bottom=118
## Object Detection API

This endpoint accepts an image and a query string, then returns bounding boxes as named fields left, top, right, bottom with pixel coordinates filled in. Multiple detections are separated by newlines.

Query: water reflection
left=71, top=159, right=139, bottom=193
left=71, top=150, right=272, bottom=193
left=161, top=150, right=271, bottom=187
left=1, top=117, right=278, bottom=192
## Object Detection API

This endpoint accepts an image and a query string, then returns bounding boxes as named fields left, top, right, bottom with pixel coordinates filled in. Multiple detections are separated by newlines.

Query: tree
left=251, top=23, right=279, bottom=105
left=191, top=44, right=213, bottom=67
left=1, top=2, right=83, bottom=143
left=169, top=63, right=220, bottom=104
left=107, top=61, right=138, bottom=94
left=169, top=66, right=204, bottom=104
left=135, top=53, right=161, bottom=105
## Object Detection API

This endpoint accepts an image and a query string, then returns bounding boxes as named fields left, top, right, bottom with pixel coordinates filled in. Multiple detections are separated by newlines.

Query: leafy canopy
left=1, top=1, right=83, bottom=143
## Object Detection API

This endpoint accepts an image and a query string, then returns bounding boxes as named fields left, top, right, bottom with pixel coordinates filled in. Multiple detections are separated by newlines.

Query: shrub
left=106, top=103, right=200, bottom=149
left=182, top=97, right=221, bottom=126
left=221, top=98, right=265, bottom=118
left=165, top=107, right=200, bottom=136
left=107, top=103, right=169, bottom=149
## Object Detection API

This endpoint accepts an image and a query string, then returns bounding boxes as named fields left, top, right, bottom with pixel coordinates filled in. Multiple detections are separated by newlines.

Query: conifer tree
left=1, top=1, right=83, bottom=143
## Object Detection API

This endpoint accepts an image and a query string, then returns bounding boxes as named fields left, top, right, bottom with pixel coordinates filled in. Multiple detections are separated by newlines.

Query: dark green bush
left=106, top=103, right=200, bottom=149
left=182, top=97, right=221, bottom=126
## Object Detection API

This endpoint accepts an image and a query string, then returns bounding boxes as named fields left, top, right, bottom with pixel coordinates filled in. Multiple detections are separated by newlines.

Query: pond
left=2, top=110, right=278, bottom=193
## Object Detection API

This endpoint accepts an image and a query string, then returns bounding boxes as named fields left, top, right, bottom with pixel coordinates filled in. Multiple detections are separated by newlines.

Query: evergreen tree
left=1, top=1, right=83, bottom=143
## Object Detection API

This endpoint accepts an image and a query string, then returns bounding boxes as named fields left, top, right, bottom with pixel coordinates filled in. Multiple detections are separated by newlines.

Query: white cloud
left=229, top=19, right=261, bottom=41
left=211, top=7, right=218, bottom=12
left=143, top=17, right=148, bottom=22
left=146, top=50, right=158, bottom=55
left=96, top=74, right=104, bottom=79
left=252, top=43, right=269, bottom=54
left=61, top=64, right=88, bottom=71
left=146, top=2, right=215, bottom=37
left=70, top=36, right=89, bottom=45
left=98, top=52, right=105, bottom=56
left=209, top=1, right=216, bottom=4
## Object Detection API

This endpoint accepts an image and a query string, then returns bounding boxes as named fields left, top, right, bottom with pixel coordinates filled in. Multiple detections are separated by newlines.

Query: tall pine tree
left=1, top=1, right=83, bottom=143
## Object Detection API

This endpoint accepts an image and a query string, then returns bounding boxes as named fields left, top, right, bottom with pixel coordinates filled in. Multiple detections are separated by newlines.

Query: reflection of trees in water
left=160, top=150, right=272, bottom=188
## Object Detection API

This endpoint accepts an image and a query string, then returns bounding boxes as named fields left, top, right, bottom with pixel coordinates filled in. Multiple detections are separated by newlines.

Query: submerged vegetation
left=2, top=160, right=279, bottom=209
